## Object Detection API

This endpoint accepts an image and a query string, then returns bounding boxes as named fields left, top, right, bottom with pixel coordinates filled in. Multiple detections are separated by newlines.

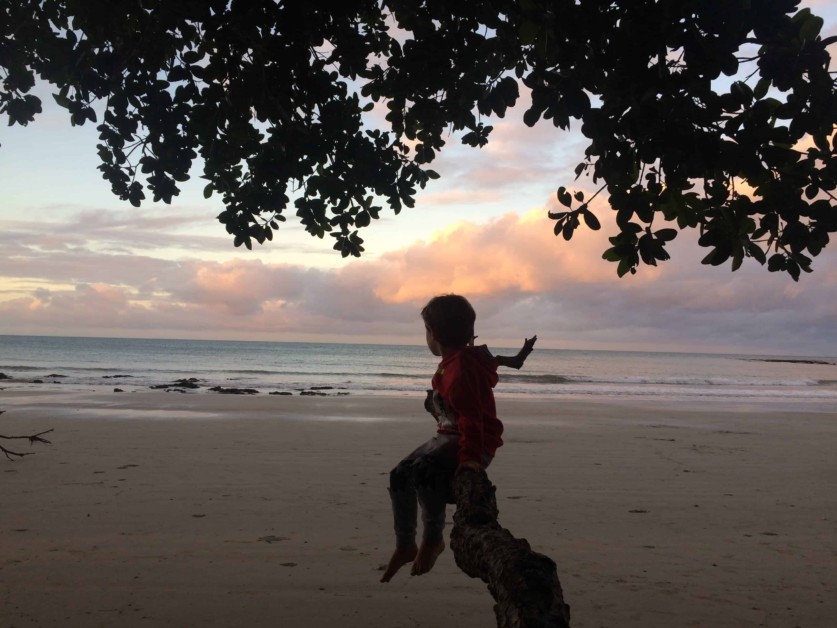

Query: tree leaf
left=617, top=257, right=633, bottom=278
left=52, top=93, right=72, bottom=109
left=2, top=0, right=832, bottom=279
left=556, top=187, right=572, bottom=208
left=655, top=229, right=677, bottom=242
left=562, top=221, right=575, bottom=241
left=753, top=78, right=771, bottom=100
left=582, top=209, right=601, bottom=230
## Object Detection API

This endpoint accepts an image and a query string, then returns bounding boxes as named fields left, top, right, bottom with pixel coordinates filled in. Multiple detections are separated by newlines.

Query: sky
left=1, top=4, right=836, bottom=356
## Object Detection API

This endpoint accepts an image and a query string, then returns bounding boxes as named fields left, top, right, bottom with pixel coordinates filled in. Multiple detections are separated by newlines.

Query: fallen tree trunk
left=450, top=468, right=571, bottom=628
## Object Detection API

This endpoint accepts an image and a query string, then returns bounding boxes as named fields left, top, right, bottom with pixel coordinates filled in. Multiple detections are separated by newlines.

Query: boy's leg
left=413, top=447, right=495, bottom=576
left=381, top=439, right=437, bottom=583
left=412, top=435, right=459, bottom=576
left=388, top=457, right=420, bottom=549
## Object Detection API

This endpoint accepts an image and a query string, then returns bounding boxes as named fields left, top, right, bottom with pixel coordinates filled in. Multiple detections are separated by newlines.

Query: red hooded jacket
left=431, top=345, right=503, bottom=465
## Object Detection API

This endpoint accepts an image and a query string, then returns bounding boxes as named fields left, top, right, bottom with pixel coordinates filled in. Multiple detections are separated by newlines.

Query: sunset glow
left=1, top=3, right=835, bottom=355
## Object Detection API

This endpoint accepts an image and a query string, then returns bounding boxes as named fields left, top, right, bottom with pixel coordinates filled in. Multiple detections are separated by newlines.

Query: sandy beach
left=1, top=390, right=835, bottom=627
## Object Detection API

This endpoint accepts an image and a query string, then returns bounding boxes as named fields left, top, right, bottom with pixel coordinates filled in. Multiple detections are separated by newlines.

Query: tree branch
left=450, top=468, right=571, bottom=628
left=0, top=426, right=54, bottom=461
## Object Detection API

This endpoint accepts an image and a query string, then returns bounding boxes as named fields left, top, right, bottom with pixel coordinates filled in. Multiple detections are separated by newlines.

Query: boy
left=380, top=294, right=536, bottom=582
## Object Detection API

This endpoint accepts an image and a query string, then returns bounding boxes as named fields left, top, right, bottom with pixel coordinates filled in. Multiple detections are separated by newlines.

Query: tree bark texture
left=450, top=469, right=571, bottom=628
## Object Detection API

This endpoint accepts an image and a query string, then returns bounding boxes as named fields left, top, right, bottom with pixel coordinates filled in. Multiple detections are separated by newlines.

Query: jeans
left=388, top=433, right=492, bottom=548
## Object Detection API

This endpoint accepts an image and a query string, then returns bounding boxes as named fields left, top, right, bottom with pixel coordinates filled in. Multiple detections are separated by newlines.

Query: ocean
left=1, top=335, right=835, bottom=408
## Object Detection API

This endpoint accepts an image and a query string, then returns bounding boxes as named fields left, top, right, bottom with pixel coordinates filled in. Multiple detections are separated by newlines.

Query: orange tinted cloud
left=1, top=194, right=835, bottom=352
left=187, top=262, right=301, bottom=315
left=371, top=198, right=657, bottom=303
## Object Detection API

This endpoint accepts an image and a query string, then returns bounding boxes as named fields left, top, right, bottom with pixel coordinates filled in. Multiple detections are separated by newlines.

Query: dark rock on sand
left=209, top=386, right=259, bottom=395
left=172, top=378, right=201, bottom=389
left=746, top=358, right=834, bottom=366
left=269, top=391, right=293, bottom=396
left=0, top=373, right=10, bottom=379
left=114, top=388, right=124, bottom=393
left=150, top=378, right=201, bottom=390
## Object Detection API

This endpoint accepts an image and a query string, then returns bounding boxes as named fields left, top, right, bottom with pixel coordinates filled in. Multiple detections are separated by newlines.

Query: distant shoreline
left=4, top=336, right=836, bottom=404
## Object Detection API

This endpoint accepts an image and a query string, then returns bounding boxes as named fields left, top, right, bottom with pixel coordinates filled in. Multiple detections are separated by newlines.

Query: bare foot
left=380, top=545, right=418, bottom=583
left=410, top=539, right=445, bottom=576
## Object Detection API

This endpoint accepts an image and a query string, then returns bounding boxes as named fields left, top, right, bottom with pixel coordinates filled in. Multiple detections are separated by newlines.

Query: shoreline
left=2, top=383, right=837, bottom=413
left=2, top=391, right=836, bottom=627
left=3, top=338, right=836, bottom=406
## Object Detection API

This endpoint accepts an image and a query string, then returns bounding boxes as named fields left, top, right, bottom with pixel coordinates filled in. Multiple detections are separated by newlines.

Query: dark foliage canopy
left=2, top=0, right=835, bottom=278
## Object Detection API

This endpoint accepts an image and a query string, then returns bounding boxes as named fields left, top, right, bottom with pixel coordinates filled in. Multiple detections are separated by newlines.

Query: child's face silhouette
left=425, top=325, right=442, bottom=357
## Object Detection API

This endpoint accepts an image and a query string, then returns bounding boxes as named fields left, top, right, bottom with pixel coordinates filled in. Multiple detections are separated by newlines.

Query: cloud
left=425, top=116, right=587, bottom=199
left=1, top=0, right=834, bottom=355
left=415, top=189, right=501, bottom=207
left=174, top=262, right=307, bottom=315
left=2, top=198, right=835, bottom=355
left=0, top=208, right=222, bottom=255
left=372, top=202, right=625, bottom=304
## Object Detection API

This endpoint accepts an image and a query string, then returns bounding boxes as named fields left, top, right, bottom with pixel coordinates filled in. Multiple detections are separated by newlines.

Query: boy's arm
left=423, top=390, right=440, bottom=419
left=494, top=335, right=537, bottom=370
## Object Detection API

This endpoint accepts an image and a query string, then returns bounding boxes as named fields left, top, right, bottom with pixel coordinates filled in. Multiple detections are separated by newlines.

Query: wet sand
left=1, top=390, right=835, bottom=627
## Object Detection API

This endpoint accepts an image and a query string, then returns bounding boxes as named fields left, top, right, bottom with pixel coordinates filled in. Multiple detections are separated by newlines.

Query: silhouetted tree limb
left=451, top=468, right=571, bottom=628
left=0, top=410, right=53, bottom=460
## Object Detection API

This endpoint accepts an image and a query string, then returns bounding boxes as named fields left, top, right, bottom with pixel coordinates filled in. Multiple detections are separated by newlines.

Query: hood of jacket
left=439, top=344, right=499, bottom=388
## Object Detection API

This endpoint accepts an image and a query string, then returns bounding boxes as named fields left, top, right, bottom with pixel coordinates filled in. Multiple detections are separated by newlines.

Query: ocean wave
left=203, top=369, right=427, bottom=379
left=543, top=375, right=821, bottom=388
left=4, top=336, right=835, bottom=405
left=0, top=365, right=61, bottom=372
left=377, top=371, right=426, bottom=380
left=5, top=375, right=837, bottom=404
left=500, top=373, right=572, bottom=384
left=1, top=365, right=180, bottom=375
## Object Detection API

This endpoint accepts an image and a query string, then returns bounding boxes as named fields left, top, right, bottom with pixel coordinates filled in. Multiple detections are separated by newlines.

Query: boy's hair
left=421, top=294, right=476, bottom=348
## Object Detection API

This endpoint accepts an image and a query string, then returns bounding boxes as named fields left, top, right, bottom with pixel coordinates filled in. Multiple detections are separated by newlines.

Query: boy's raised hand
left=496, top=335, right=538, bottom=370
left=521, top=335, right=537, bottom=356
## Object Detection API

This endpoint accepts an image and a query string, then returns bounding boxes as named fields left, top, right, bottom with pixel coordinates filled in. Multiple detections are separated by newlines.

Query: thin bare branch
left=1, top=427, right=54, bottom=461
